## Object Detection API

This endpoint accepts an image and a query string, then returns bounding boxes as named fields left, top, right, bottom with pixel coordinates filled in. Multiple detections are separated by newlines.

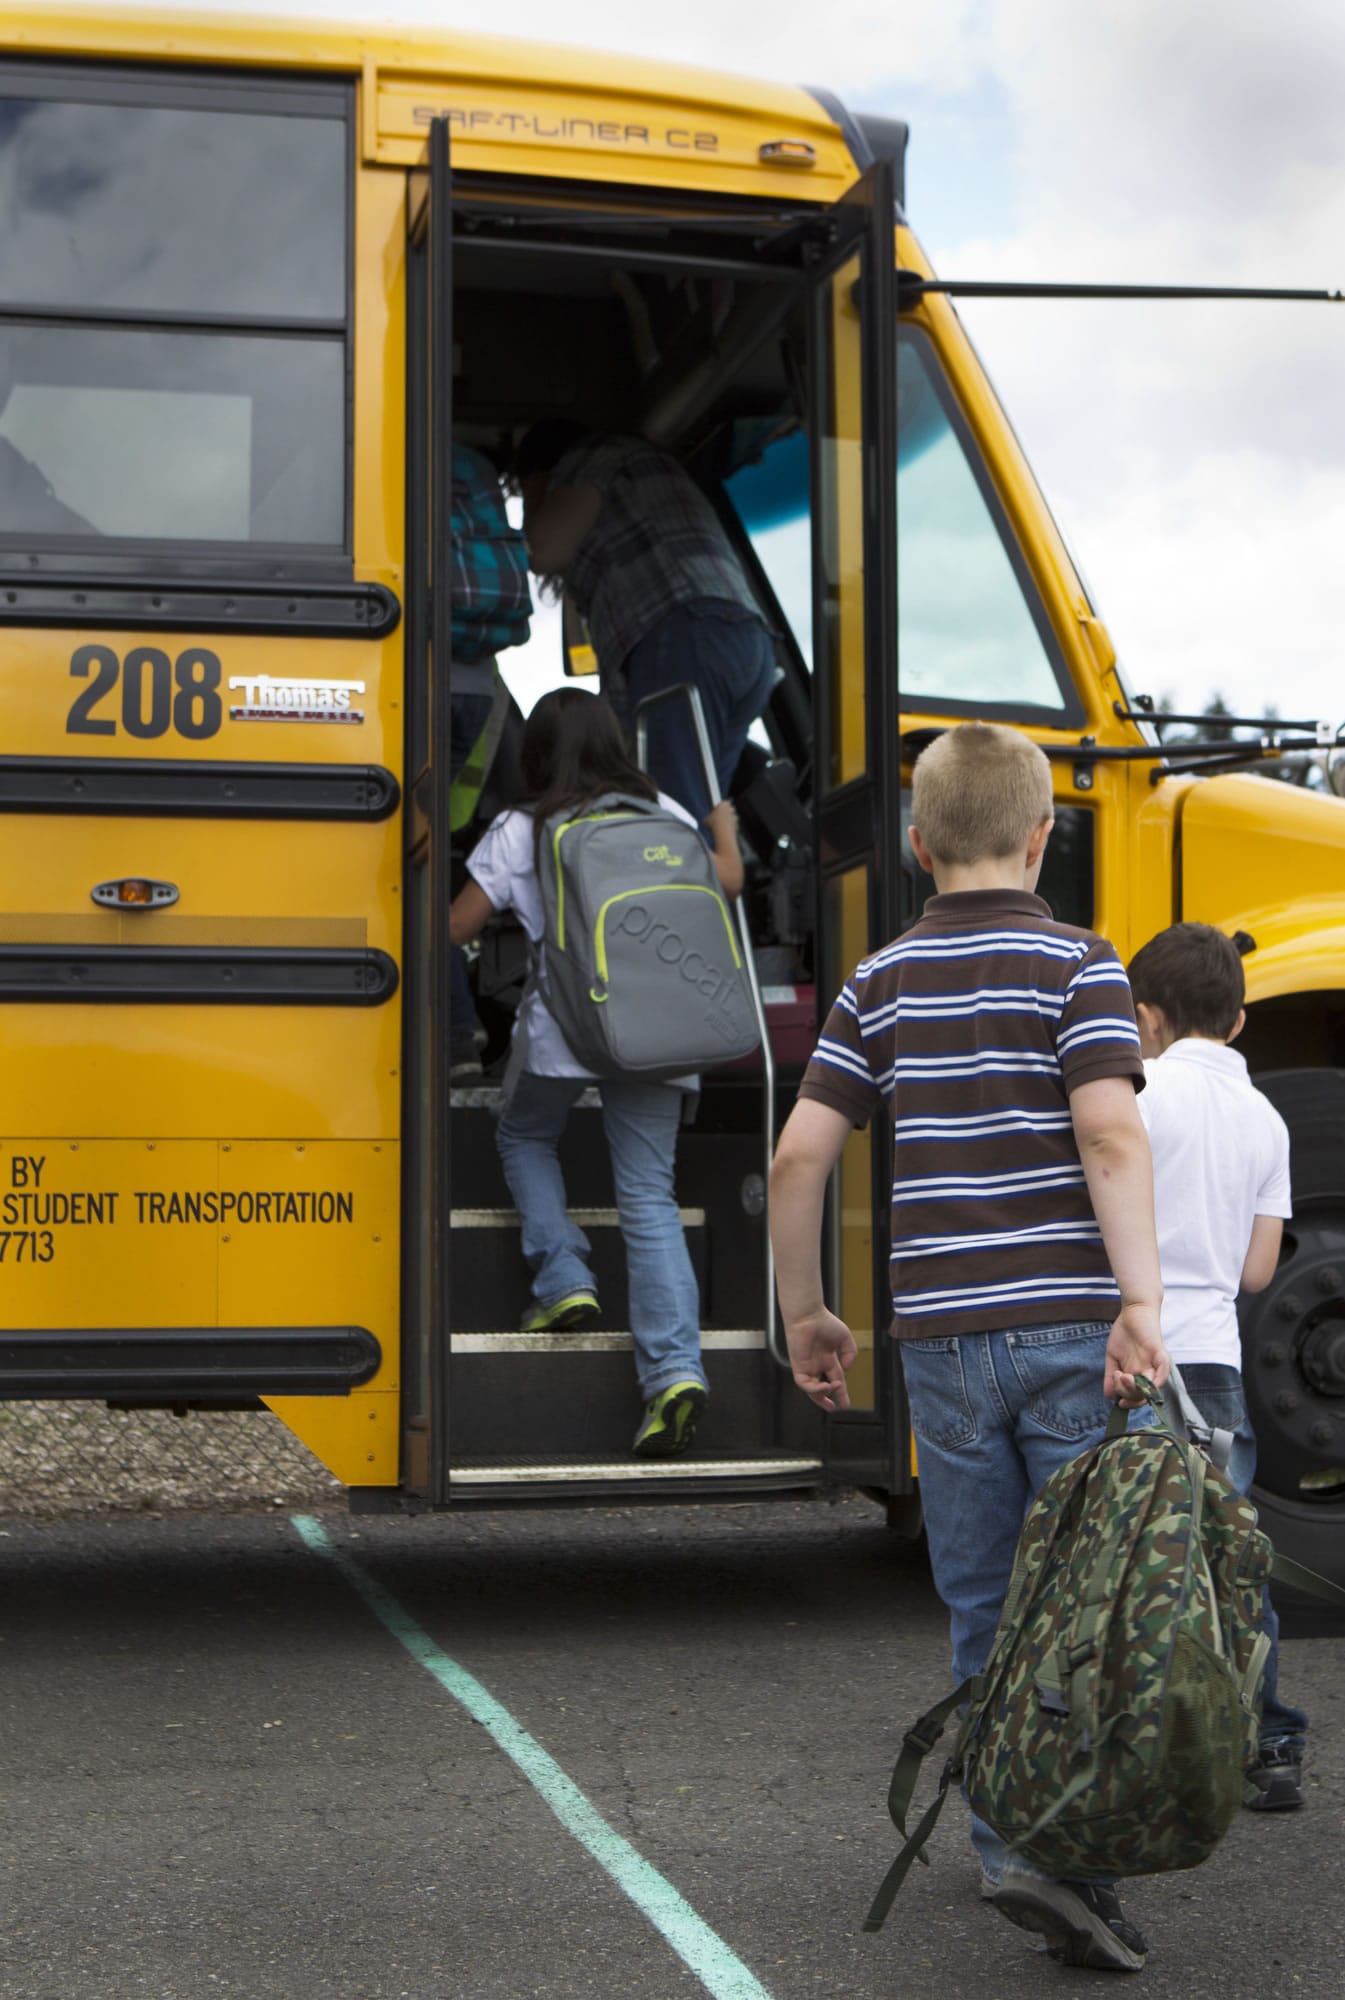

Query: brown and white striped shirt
left=799, top=889, right=1143, bottom=1339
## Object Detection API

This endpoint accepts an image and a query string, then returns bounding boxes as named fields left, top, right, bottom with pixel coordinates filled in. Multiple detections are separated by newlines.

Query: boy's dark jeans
left=621, top=601, right=775, bottom=827
left=1177, top=1361, right=1309, bottom=1758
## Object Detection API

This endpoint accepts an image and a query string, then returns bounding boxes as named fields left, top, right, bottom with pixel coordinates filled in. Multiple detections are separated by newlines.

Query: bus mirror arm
left=896, top=269, right=1345, bottom=312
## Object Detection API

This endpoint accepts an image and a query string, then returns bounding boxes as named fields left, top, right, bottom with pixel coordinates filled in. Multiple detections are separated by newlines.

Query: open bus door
left=402, top=119, right=455, bottom=1503
left=401, top=130, right=907, bottom=1507
left=705, top=160, right=910, bottom=1504
left=800, top=167, right=916, bottom=1514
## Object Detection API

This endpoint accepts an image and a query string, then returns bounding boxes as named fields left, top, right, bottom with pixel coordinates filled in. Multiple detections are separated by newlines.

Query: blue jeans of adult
left=495, top=1071, right=706, bottom=1402
left=449, top=689, right=494, bottom=1053
left=620, top=599, right=776, bottom=827
left=900, top=1320, right=1117, bottom=1886
left=1172, top=1362, right=1309, bottom=1757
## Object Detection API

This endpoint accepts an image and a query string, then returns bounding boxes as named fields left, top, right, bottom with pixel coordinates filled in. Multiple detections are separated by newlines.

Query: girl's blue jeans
left=495, top=1071, right=706, bottom=1402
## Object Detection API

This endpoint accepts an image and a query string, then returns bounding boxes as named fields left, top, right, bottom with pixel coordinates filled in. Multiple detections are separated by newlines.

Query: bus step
left=450, top=1084, right=602, bottom=1111
left=449, top=1205, right=708, bottom=1333
left=448, top=1337, right=772, bottom=1459
left=451, top=1206, right=705, bottom=1228
left=449, top=1327, right=761, bottom=1354
left=445, top=1455, right=824, bottom=1501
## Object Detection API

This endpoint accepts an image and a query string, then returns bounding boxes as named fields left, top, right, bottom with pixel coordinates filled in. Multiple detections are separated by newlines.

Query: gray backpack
left=535, top=792, right=760, bottom=1080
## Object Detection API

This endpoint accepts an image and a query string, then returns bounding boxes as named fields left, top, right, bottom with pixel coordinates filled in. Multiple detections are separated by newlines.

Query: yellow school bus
left=2, top=8, right=1344, bottom=1576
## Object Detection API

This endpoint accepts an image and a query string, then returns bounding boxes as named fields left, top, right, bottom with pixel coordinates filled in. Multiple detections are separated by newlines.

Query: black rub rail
left=0, top=944, right=399, bottom=1005
left=0, top=1326, right=382, bottom=1399
left=0, top=576, right=401, bottom=639
left=0, top=756, right=400, bottom=821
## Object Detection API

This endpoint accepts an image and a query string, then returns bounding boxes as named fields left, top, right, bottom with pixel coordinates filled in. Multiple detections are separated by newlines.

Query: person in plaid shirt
left=515, top=423, right=775, bottom=828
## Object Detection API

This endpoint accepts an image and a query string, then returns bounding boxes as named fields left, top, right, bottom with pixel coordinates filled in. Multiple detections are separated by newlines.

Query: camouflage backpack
left=866, top=1381, right=1278, bottom=1929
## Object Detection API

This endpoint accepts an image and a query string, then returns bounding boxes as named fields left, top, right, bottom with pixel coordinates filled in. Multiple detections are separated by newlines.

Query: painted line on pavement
left=291, top=1514, right=773, bottom=2000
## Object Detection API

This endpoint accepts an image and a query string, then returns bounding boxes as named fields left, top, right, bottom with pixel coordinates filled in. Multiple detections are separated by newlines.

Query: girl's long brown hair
left=521, top=687, right=657, bottom=865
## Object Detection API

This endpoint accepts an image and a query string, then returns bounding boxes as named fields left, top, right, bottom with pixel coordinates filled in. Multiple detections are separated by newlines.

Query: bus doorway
left=400, top=121, right=907, bottom=1509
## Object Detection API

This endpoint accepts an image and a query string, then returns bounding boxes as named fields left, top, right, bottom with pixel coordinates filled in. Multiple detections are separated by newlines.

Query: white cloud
left=922, top=0, right=1345, bottom=720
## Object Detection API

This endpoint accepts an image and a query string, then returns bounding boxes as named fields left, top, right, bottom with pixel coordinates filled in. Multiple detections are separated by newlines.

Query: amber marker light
left=91, top=878, right=179, bottom=910
left=759, top=139, right=817, bottom=167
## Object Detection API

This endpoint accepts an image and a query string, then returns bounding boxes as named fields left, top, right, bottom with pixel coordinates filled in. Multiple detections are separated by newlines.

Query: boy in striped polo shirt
left=770, top=723, right=1169, bottom=1974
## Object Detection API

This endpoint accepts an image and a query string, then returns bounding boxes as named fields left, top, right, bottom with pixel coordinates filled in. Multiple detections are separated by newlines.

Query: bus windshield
left=725, top=327, right=1072, bottom=716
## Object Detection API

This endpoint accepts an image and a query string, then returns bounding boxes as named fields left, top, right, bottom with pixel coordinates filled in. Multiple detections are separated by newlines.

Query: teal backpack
left=866, top=1379, right=1341, bottom=1929
left=449, top=443, right=532, bottom=663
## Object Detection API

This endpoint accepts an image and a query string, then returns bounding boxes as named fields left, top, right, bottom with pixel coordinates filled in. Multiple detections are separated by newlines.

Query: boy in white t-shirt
left=1128, top=921, right=1308, bottom=1810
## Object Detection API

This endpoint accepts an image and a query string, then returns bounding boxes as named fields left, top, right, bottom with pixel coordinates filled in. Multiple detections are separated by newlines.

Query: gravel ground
left=0, top=1401, right=341, bottom=1518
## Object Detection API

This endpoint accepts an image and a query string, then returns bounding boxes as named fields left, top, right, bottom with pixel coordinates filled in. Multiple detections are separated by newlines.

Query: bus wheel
left=1242, top=1069, right=1345, bottom=1589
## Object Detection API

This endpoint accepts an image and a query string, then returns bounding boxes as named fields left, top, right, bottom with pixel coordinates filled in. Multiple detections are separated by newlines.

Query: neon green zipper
left=591, top=883, right=741, bottom=988
left=551, top=812, right=640, bottom=949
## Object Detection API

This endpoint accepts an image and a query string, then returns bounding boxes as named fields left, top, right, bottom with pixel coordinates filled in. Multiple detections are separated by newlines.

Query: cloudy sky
left=41, top=0, right=1345, bottom=723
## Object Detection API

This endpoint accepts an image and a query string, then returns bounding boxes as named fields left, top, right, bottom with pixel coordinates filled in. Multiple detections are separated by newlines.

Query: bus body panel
left=6, top=9, right=859, bottom=200
left=1182, top=772, right=1345, bottom=969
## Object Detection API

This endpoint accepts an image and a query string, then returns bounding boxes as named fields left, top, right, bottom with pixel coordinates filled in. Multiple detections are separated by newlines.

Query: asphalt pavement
left=2, top=1492, right=1342, bottom=2000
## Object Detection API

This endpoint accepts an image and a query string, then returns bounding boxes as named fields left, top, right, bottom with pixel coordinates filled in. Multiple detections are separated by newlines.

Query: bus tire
left=1239, top=1067, right=1345, bottom=1589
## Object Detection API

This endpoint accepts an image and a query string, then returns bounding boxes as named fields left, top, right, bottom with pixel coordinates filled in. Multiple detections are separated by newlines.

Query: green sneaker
left=633, top=1381, right=707, bottom=1458
left=520, top=1290, right=599, bottom=1333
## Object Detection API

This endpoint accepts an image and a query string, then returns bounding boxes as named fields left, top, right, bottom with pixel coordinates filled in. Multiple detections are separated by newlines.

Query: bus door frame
left=801, top=163, right=913, bottom=1499
left=403, top=137, right=908, bottom=1501
left=402, top=117, right=456, bottom=1504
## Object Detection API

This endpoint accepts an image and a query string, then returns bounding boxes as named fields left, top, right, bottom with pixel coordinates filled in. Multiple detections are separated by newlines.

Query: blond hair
left=910, top=724, right=1054, bottom=865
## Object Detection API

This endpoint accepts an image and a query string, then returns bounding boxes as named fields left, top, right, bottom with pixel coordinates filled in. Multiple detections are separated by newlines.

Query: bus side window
left=0, top=79, right=349, bottom=555
left=900, top=793, right=1096, bottom=933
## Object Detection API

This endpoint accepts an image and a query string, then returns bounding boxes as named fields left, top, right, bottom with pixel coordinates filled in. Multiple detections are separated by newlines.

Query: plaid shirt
left=451, top=443, right=532, bottom=677
left=552, top=436, right=761, bottom=670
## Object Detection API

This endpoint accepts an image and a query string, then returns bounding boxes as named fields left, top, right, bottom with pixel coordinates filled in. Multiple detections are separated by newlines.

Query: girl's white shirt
left=467, top=792, right=697, bottom=1078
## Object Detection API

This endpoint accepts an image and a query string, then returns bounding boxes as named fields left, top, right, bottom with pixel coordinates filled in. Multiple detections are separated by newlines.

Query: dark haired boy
left=1128, top=920, right=1308, bottom=1808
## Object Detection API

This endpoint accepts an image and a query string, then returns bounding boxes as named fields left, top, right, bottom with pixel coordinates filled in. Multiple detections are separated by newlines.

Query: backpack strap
left=863, top=1678, right=977, bottom=1933
left=1034, top=1441, right=1172, bottom=1734
left=1161, top=1362, right=1236, bottom=1474
left=1268, top=1550, right=1345, bottom=1607
left=1129, top=1377, right=1345, bottom=1607
left=1036, top=1406, right=1202, bottom=1757
left=579, top=789, right=667, bottom=822
left=999, top=1437, right=1106, bottom=1636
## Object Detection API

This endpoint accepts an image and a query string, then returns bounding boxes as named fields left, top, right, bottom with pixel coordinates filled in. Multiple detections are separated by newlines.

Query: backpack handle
left=1104, top=1373, right=1164, bottom=1438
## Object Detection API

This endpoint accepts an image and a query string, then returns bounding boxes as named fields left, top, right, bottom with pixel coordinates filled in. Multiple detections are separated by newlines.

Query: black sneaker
left=993, top=1867, right=1148, bottom=1972
left=1245, top=1742, right=1304, bottom=1812
left=632, top=1381, right=706, bottom=1458
left=520, top=1290, right=600, bottom=1334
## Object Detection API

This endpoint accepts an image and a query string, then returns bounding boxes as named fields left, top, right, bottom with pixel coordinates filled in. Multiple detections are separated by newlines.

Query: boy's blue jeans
left=900, top=1320, right=1118, bottom=1886
left=1169, top=1362, right=1308, bottom=1758
left=495, top=1071, right=707, bottom=1402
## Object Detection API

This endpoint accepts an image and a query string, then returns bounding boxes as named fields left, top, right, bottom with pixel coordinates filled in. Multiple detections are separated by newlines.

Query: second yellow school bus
left=2, top=7, right=1345, bottom=1578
